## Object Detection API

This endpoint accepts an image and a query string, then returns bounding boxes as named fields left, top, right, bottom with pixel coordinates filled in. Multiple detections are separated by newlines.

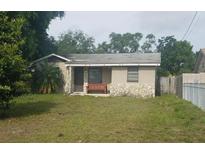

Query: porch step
left=70, top=92, right=110, bottom=97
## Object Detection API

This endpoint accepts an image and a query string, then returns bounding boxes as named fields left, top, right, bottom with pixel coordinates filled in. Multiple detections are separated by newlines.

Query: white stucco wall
left=55, top=62, right=70, bottom=93
left=110, top=66, right=156, bottom=97
left=138, top=66, right=156, bottom=90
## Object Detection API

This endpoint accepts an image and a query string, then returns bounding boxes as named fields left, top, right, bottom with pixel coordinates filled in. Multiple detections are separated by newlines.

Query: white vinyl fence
left=158, top=73, right=205, bottom=110
left=183, top=83, right=205, bottom=110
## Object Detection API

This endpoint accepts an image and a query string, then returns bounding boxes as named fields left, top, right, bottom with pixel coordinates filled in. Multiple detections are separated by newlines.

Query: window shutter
left=127, top=67, right=138, bottom=82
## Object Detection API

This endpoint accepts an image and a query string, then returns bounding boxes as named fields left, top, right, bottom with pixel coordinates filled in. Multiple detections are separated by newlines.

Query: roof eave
left=30, top=53, right=71, bottom=66
left=65, top=63, right=160, bottom=67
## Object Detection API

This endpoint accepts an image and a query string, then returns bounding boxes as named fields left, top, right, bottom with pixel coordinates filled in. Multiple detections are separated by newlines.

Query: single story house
left=31, top=53, right=161, bottom=97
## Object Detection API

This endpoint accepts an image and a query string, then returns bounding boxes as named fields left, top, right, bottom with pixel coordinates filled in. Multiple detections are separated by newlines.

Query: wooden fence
left=157, top=76, right=176, bottom=95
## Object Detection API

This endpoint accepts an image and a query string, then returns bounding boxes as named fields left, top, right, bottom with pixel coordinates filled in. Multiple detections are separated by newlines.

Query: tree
left=6, top=11, right=64, bottom=61
left=96, top=41, right=111, bottom=53
left=0, top=85, right=12, bottom=112
left=56, top=30, right=95, bottom=54
left=141, top=34, right=157, bottom=53
left=98, top=32, right=143, bottom=53
left=0, top=12, right=30, bottom=111
left=31, top=62, right=64, bottom=93
left=157, top=36, right=195, bottom=76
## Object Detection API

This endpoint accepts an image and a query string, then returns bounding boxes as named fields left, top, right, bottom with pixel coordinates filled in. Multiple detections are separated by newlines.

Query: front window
left=88, top=67, right=102, bottom=83
left=127, top=67, right=138, bottom=82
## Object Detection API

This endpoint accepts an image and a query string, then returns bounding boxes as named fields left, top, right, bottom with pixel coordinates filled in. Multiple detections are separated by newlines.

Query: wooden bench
left=87, top=83, right=107, bottom=94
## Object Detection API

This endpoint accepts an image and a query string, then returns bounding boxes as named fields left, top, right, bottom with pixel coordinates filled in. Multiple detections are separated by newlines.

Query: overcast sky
left=47, top=11, right=205, bottom=52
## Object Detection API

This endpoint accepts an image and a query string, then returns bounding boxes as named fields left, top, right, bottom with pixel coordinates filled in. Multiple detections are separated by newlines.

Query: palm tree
left=31, top=61, right=64, bottom=93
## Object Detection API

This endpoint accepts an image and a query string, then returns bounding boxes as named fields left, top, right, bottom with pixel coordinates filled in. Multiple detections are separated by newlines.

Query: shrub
left=0, top=85, right=12, bottom=111
left=13, top=81, right=31, bottom=96
left=31, top=62, right=64, bottom=94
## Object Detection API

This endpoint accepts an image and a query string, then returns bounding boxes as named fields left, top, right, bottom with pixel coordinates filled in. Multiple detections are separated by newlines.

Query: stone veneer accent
left=110, top=83, right=154, bottom=98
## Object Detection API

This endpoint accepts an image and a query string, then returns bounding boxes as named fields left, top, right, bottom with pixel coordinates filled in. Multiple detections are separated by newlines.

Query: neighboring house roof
left=31, top=52, right=161, bottom=67
left=194, top=48, right=205, bottom=72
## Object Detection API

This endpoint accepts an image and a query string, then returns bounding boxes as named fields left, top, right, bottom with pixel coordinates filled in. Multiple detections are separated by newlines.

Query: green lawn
left=0, top=94, right=205, bottom=142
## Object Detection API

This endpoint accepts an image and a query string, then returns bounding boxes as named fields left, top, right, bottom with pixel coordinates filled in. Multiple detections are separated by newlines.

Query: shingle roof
left=62, top=53, right=161, bottom=64
left=200, top=48, right=205, bottom=55
left=194, top=48, right=205, bottom=72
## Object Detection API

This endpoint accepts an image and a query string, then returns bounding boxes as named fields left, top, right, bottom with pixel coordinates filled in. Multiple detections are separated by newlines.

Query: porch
left=71, top=66, right=112, bottom=94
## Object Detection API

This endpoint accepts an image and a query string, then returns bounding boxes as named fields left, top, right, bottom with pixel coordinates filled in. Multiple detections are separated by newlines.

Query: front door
left=74, top=67, right=84, bottom=92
